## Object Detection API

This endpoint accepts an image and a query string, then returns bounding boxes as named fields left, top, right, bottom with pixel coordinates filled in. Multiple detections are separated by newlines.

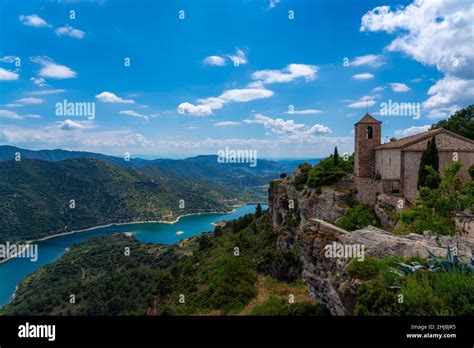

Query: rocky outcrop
left=269, top=176, right=473, bottom=315
left=373, top=194, right=402, bottom=228
left=295, top=219, right=454, bottom=315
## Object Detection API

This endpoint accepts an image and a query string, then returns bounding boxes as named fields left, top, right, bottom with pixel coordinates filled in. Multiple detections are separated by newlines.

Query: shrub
left=294, top=163, right=312, bottom=191
left=353, top=257, right=474, bottom=315
left=250, top=295, right=329, bottom=316
left=336, top=204, right=379, bottom=231
left=206, top=256, right=257, bottom=313
left=345, top=258, right=381, bottom=280
left=397, top=162, right=472, bottom=235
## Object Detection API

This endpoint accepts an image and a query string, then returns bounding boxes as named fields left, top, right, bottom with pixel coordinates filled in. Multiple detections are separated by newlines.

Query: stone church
left=354, top=113, right=474, bottom=205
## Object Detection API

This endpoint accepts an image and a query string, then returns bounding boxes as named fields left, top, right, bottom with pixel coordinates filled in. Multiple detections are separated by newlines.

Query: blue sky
left=0, top=0, right=472, bottom=159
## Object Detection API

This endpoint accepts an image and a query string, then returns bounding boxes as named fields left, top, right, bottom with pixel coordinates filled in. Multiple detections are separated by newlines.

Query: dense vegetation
left=0, top=146, right=312, bottom=201
left=307, top=149, right=354, bottom=190
left=431, top=104, right=474, bottom=140
left=0, top=158, right=238, bottom=244
left=2, top=211, right=326, bottom=316
left=417, top=137, right=440, bottom=190
left=347, top=255, right=474, bottom=315
left=292, top=148, right=353, bottom=191
left=396, top=162, right=474, bottom=235
left=336, top=204, right=380, bottom=231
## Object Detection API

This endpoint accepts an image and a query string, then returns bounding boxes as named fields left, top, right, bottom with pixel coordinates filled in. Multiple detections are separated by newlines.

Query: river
left=0, top=204, right=267, bottom=307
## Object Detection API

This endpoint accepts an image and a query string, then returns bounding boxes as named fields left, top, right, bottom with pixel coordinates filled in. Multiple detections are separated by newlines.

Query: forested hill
left=0, top=146, right=320, bottom=199
left=1, top=211, right=327, bottom=316
left=0, top=158, right=237, bottom=244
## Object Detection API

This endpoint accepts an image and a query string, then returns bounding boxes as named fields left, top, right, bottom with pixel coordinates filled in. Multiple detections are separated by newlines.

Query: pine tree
left=255, top=203, right=262, bottom=218
left=417, top=137, right=440, bottom=189
left=333, top=146, right=339, bottom=166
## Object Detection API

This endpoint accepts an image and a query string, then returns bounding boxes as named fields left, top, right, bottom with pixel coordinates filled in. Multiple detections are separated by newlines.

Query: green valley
left=0, top=158, right=239, bottom=244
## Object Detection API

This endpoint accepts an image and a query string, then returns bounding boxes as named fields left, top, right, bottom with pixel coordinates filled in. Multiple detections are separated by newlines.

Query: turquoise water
left=0, top=204, right=266, bottom=307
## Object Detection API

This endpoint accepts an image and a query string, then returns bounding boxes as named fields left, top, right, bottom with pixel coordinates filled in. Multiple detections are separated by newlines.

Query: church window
left=366, top=126, right=373, bottom=139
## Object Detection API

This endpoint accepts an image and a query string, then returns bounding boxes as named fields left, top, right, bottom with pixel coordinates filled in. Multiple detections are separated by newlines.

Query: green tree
left=417, top=137, right=439, bottom=189
left=431, top=105, right=474, bottom=140
left=255, top=203, right=263, bottom=218
left=469, top=164, right=474, bottom=180
left=398, top=162, right=473, bottom=235
left=333, top=147, right=339, bottom=166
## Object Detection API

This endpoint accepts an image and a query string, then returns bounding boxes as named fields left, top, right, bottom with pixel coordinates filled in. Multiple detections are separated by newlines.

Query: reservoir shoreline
left=0, top=207, right=240, bottom=265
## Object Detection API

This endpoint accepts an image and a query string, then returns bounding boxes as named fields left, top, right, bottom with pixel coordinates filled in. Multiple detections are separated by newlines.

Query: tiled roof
left=355, top=113, right=382, bottom=124
left=375, top=128, right=474, bottom=151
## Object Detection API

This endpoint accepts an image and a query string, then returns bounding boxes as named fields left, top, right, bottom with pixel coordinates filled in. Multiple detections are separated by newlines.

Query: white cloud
left=395, top=125, right=431, bottom=137
left=252, top=63, right=318, bottom=85
left=19, top=14, right=51, bottom=28
left=361, top=1, right=473, bottom=79
left=219, top=88, right=273, bottom=102
left=178, top=88, right=273, bottom=116
left=214, top=121, right=241, bottom=126
left=0, top=125, right=351, bottom=158
left=31, top=56, right=77, bottom=79
left=96, top=91, right=135, bottom=104
left=360, top=0, right=474, bottom=117
left=30, top=77, right=48, bottom=87
left=423, top=76, right=474, bottom=111
left=227, top=49, right=247, bottom=66
left=0, top=68, right=19, bottom=81
left=0, top=110, right=23, bottom=120
left=352, top=73, right=374, bottom=80
left=372, top=86, right=385, bottom=93
left=58, top=119, right=86, bottom=130
left=349, top=54, right=385, bottom=67
left=203, top=56, right=226, bottom=66
left=389, top=82, right=411, bottom=92
left=5, top=103, right=22, bottom=108
left=55, top=25, right=86, bottom=39
left=0, top=56, right=18, bottom=63
left=285, top=109, right=323, bottom=115
left=244, top=113, right=331, bottom=139
left=347, top=95, right=377, bottom=108
left=348, top=100, right=376, bottom=108
left=26, top=114, right=42, bottom=119
left=119, top=110, right=149, bottom=121
left=14, top=97, right=44, bottom=104
left=177, top=102, right=213, bottom=116
left=30, top=89, right=66, bottom=95
left=269, top=0, right=282, bottom=9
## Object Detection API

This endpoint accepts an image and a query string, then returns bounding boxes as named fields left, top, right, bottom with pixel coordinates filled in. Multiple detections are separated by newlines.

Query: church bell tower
left=354, top=113, right=381, bottom=178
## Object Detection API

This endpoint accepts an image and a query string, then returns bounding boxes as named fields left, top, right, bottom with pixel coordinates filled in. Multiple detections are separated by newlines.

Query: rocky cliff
left=269, top=172, right=472, bottom=315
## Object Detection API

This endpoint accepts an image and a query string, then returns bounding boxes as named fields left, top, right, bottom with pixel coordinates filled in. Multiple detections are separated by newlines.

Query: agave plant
left=390, top=243, right=474, bottom=276
left=427, top=242, right=474, bottom=274
left=389, top=261, right=425, bottom=276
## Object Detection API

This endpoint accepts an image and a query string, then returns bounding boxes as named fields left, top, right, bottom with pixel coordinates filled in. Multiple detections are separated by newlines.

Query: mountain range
left=0, top=145, right=320, bottom=244
left=0, top=145, right=320, bottom=198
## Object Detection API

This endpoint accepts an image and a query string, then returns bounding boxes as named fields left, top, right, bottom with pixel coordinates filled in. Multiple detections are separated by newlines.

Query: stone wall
left=354, top=177, right=380, bottom=206
left=375, top=148, right=401, bottom=179
left=403, top=150, right=474, bottom=203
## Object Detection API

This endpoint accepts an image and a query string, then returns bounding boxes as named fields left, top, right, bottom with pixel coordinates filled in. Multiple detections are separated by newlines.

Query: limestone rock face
left=295, top=219, right=454, bottom=315
left=268, top=177, right=473, bottom=315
